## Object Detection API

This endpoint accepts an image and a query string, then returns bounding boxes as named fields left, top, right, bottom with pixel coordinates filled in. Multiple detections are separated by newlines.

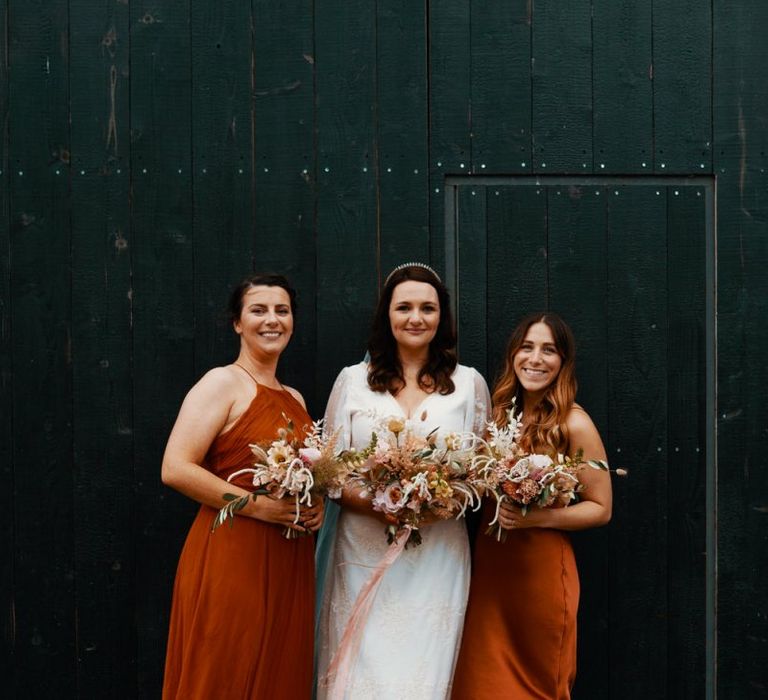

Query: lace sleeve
left=323, top=366, right=353, bottom=449
left=468, top=368, right=492, bottom=435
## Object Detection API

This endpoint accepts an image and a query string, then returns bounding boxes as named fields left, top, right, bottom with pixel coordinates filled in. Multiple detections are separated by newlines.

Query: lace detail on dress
left=323, top=366, right=354, bottom=449
left=470, top=367, right=492, bottom=436
left=316, top=363, right=490, bottom=700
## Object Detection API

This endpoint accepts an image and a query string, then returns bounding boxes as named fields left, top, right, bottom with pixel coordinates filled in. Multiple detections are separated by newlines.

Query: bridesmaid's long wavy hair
left=367, top=265, right=457, bottom=395
left=492, top=312, right=577, bottom=456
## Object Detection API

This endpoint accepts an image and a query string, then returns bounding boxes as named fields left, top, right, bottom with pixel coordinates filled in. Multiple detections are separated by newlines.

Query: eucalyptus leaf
left=233, top=497, right=249, bottom=512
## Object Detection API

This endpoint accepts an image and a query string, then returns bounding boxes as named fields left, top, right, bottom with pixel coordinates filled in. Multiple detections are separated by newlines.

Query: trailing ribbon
left=321, top=526, right=412, bottom=699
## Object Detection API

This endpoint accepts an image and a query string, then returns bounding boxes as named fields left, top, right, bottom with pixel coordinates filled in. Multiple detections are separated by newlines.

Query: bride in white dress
left=316, top=264, right=491, bottom=699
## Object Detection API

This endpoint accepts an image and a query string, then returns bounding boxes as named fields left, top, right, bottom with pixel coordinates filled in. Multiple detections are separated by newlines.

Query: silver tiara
left=384, top=262, right=441, bottom=284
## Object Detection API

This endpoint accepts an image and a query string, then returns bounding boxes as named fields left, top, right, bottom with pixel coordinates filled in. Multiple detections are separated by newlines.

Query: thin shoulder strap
left=234, top=362, right=259, bottom=386
left=233, top=362, right=286, bottom=392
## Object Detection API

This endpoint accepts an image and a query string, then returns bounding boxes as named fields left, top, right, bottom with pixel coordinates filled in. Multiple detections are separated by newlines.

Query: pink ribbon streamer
left=322, top=526, right=412, bottom=699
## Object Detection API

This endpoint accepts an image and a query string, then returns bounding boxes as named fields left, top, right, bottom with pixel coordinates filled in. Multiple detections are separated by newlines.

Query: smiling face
left=513, top=321, right=563, bottom=400
left=388, top=280, right=440, bottom=354
left=233, top=285, right=293, bottom=357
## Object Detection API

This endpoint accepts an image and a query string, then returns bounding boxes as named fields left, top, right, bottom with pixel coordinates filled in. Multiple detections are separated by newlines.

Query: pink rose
left=372, top=484, right=406, bottom=513
left=298, top=447, right=322, bottom=464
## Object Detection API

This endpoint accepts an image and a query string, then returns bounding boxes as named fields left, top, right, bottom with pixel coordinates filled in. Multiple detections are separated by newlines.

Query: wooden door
left=448, top=176, right=714, bottom=700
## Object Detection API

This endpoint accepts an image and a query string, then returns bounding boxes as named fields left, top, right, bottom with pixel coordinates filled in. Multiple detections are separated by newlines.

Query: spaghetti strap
left=233, top=363, right=286, bottom=392
left=233, top=363, right=260, bottom=386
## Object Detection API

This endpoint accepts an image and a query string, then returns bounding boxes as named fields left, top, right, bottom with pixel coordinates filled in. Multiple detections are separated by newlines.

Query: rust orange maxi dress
left=451, top=502, right=579, bottom=700
left=163, top=385, right=315, bottom=700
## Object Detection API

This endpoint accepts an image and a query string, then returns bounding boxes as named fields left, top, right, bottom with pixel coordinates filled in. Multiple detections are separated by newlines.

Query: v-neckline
left=386, top=390, right=433, bottom=420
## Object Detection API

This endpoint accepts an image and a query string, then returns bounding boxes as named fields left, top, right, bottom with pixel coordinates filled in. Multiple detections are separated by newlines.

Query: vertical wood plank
left=456, top=187, right=486, bottom=376
left=592, top=1, right=653, bottom=173
left=252, top=0, right=317, bottom=409
left=547, top=186, right=608, bottom=423
left=376, top=0, right=429, bottom=273
left=428, top=0, right=470, bottom=273
left=547, top=186, right=610, bottom=699
left=0, top=0, right=12, bottom=684
left=713, top=2, right=768, bottom=695
left=531, top=2, right=592, bottom=173
left=129, top=1, right=194, bottom=694
left=470, top=0, right=532, bottom=173
left=606, top=186, right=668, bottom=700
left=8, top=0, right=74, bottom=694
left=666, top=185, right=706, bottom=699
left=69, top=0, right=135, bottom=694
left=485, top=186, right=547, bottom=383
left=315, top=0, right=378, bottom=397
left=653, top=1, right=712, bottom=172
left=190, top=0, right=254, bottom=377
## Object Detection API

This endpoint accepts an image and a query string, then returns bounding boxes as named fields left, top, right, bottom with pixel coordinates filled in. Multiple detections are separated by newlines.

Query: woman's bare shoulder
left=183, top=365, right=241, bottom=406
left=566, top=404, right=598, bottom=435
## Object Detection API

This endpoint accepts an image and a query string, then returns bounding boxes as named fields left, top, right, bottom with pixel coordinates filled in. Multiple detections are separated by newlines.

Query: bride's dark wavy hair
left=367, top=265, right=457, bottom=395
left=492, top=312, right=577, bottom=456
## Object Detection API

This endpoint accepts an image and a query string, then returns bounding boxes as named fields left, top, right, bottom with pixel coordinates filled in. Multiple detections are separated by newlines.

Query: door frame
left=443, top=174, right=717, bottom=699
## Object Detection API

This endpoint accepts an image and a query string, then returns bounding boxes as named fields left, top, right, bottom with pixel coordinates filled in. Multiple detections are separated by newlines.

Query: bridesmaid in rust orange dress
left=452, top=313, right=612, bottom=700
left=161, top=275, right=323, bottom=700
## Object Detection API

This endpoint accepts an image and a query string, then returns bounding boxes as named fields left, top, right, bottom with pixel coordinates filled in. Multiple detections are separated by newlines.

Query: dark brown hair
left=492, top=312, right=577, bottom=455
left=367, top=265, right=457, bottom=395
left=228, top=274, right=297, bottom=323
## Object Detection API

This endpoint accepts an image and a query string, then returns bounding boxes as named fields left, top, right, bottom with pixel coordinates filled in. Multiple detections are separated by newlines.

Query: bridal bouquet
left=212, top=416, right=349, bottom=538
left=473, top=404, right=613, bottom=542
left=347, top=415, right=481, bottom=548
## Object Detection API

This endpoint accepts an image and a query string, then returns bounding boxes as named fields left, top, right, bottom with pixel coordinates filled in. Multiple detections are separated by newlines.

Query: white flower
left=372, top=484, right=407, bottom=513
left=267, top=440, right=295, bottom=466
left=529, top=454, right=554, bottom=469
left=443, top=432, right=461, bottom=451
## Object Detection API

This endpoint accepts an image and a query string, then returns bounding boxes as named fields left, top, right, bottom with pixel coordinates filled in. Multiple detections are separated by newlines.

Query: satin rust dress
left=451, top=502, right=579, bottom=700
left=163, top=384, right=315, bottom=700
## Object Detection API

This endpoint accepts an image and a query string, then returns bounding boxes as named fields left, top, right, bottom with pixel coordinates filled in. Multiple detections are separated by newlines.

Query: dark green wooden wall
left=452, top=176, right=711, bottom=699
left=1, top=1, right=765, bottom=698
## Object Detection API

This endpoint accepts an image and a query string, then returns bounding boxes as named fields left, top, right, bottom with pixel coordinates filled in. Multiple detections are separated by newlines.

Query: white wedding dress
left=316, top=362, right=491, bottom=700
